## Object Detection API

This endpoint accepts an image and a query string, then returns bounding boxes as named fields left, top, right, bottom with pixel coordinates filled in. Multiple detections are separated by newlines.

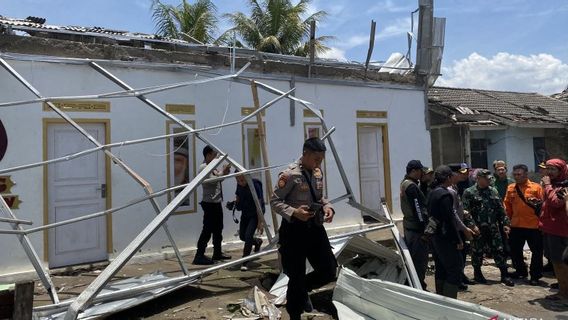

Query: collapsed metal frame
left=0, top=55, right=421, bottom=319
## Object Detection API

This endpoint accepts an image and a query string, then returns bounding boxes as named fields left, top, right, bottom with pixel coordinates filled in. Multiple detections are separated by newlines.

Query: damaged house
left=0, top=15, right=434, bottom=280
left=429, top=86, right=568, bottom=171
left=0, top=6, right=522, bottom=319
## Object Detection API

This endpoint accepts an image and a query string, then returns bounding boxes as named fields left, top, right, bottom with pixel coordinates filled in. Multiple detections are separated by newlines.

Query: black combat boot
left=442, top=283, right=459, bottom=299
left=473, top=267, right=487, bottom=284
left=500, top=267, right=514, bottom=287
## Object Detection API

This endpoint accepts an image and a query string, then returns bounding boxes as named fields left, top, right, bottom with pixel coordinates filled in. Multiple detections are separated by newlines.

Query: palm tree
left=151, top=0, right=218, bottom=44
left=221, top=0, right=332, bottom=56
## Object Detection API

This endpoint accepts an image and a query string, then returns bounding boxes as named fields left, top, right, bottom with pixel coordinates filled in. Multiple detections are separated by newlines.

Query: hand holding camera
left=226, top=200, right=236, bottom=211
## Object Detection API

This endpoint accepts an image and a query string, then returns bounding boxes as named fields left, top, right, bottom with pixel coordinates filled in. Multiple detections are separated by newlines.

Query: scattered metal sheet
left=36, top=272, right=198, bottom=320
left=269, top=233, right=407, bottom=305
left=333, top=268, right=519, bottom=320
left=0, top=51, right=413, bottom=319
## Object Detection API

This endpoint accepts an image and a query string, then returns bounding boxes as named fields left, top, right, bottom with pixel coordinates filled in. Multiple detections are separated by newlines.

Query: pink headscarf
left=545, top=158, right=568, bottom=183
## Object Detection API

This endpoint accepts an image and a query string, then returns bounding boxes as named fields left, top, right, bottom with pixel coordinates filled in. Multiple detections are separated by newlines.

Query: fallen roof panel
left=333, top=268, right=519, bottom=320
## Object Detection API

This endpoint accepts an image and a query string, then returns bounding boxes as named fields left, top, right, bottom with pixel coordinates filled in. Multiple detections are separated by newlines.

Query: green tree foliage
left=151, top=0, right=218, bottom=44
left=220, top=0, right=332, bottom=56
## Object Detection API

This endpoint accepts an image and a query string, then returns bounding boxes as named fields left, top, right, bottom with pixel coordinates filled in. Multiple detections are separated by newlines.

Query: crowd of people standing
left=401, top=158, right=568, bottom=301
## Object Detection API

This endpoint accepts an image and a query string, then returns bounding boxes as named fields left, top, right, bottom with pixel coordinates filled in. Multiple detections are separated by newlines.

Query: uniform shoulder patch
left=313, top=168, right=322, bottom=179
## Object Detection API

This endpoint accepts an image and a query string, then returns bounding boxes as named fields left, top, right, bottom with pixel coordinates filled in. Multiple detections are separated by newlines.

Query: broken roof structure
left=0, top=4, right=469, bottom=318
left=429, top=86, right=568, bottom=128
left=0, top=15, right=416, bottom=85
left=0, top=14, right=424, bottom=318
left=552, top=86, right=568, bottom=103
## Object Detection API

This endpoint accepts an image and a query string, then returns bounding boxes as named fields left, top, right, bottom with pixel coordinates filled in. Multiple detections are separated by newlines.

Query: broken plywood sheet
left=333, top=268, right=519, bottom=320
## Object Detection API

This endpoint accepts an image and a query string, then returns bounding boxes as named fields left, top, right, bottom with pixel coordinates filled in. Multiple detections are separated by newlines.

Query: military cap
left=303, top=137, right=327, bottom=152
left=538, top=162, right=546, bottom=169
left=422, top=167, right=434, bottom=175
left=476, top=169, right=492, bottom=178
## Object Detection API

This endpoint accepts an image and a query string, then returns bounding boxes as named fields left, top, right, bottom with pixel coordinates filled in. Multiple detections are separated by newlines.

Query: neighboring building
left=0, top=16, right=432, bottom=278
left=429, top=86, right=568, bottom=171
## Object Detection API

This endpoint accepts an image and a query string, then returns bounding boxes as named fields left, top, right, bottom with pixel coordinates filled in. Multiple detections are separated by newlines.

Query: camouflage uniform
left=462, top=184, right=511, bottom=269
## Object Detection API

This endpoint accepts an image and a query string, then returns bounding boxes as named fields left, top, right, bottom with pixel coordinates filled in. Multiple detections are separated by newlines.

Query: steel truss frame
left=0, top=56, right=421, bottom=319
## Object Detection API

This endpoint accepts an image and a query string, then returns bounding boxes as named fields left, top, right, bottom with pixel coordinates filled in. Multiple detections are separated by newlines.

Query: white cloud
left=340, top=18, right=410, bottom=50
left=368, top=0, right=414, bottom=14
left=376, top=17, right=410, bottom=40
left=318, top=46, right=348, bottom=61
left=343, top=35, right=370, bottom=49
left=437, top=52, right=568, bottom=95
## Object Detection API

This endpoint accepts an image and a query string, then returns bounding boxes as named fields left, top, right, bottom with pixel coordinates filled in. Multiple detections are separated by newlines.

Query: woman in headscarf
left=540, top=159, right=568, bottom=300
left=427, top=165, right=463, bottom=299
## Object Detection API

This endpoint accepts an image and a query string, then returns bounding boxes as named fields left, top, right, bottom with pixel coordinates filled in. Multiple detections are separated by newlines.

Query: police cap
left=447, top=163, right=462, bottom=173
left=303, top=137, right=327, bottom=152
left=406, top=160, right=424, bottom=173
left=476, top=169, right=492, bottom=178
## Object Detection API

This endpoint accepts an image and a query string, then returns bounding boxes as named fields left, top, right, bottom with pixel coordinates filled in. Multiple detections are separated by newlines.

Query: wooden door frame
left=356, top=123, right=392, bottom=212
left=43, top=118, right=113, bottom=263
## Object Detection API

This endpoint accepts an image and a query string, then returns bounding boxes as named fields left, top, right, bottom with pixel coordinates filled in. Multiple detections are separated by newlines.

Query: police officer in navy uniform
left=271, top=137, right=337, bottom=320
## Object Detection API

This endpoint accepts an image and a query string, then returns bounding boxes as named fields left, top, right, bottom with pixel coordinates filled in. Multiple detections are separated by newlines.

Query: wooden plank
left=251, top=81, right=279, bottom=232
left=12, top=281, right=33, bottom=320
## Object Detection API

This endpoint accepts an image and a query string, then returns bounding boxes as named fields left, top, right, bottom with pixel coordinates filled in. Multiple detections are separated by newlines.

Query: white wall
left=470, top=127, right=544, bottom=172
left=505, top=127, right=543, bottom=172
left=0, top=58, right=429, bottom=276
left=486, top=130, right=507, bottom=166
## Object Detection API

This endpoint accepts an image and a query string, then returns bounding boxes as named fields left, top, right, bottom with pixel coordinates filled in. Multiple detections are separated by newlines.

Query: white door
left=47, top=123, right=108, bottom=268
left=357, top=126, right=386, bottom=212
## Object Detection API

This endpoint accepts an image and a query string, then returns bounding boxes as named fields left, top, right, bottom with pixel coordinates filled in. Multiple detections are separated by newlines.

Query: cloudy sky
left=2, top=0, right=567, bottom=94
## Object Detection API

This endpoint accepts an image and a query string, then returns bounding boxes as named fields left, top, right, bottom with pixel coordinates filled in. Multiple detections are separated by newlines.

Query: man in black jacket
left=428, top=165, right=463, bottom=299
left=400, top=160, right=429, bottom=289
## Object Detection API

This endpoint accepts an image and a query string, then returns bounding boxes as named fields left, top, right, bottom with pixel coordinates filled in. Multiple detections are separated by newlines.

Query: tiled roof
left=429, top=86, right=568, bottom=127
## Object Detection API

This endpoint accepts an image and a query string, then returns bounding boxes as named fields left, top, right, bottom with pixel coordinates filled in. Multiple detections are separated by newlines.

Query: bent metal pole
left=0, top=57, right=191, bottom=277
left=64, top=156, right=226, bottom=319
left=89, top=62, right=276, bottom=242
left=0, top=196, right=60, bottom=303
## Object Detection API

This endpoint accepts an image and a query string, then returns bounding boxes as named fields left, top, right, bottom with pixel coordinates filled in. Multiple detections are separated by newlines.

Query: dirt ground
left=33, top=246, right=568, bottom=320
